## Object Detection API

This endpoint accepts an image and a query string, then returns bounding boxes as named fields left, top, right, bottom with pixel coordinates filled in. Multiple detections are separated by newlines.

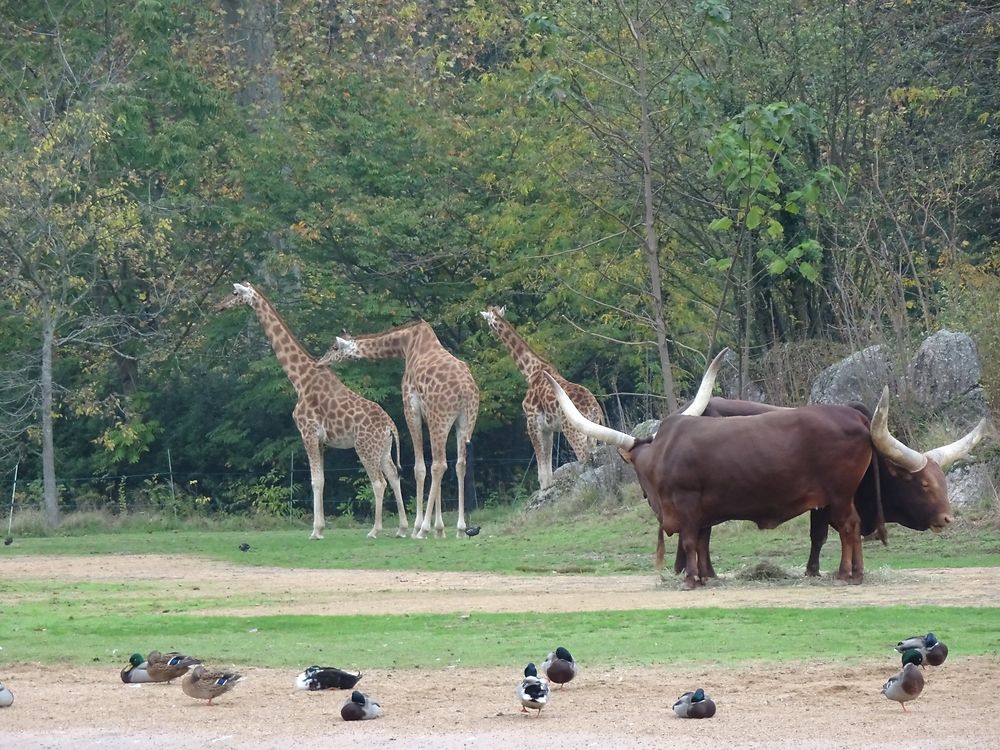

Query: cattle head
left=870, top=386, right=990, bottom=532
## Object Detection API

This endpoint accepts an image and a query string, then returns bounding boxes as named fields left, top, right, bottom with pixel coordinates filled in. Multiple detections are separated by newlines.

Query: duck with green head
left=341, top=690, right=382, bottom=721
left=673, top=688, right=716, bottom=718
left=120, top=653, right=154, bottom=684
left=120, top=650, right=200, bottom=684
left=882, top=649, right=924, bottom=711
left=896, top=632, right=948, bottom=667
left=541, top=647, right=577, bottom=688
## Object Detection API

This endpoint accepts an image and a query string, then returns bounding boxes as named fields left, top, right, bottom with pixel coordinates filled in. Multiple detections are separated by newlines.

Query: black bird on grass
left=517, top=662, right=550, bottom=715
left=295, top=665, right=363, bottom=691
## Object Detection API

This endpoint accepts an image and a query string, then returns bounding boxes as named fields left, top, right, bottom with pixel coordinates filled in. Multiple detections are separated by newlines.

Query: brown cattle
left=675, top=396, right=987, bottom=579
left=545, top=350, right=883, bottom=588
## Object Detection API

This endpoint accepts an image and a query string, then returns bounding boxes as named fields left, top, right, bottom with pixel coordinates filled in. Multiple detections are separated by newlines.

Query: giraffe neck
left=352, top=321, right=437, bottom=362
left=492, top=317, right=550, bottom=380
left=248, top=291, right=326, bottom=392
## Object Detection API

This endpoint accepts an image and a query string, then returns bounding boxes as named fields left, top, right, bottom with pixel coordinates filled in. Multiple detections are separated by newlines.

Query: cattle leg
left=673, top=537, right=685, bottom=575
left=655, top=525, right=666, bottom=571
left=673, top=527, right=716, bottom=579
left=698, top=527, right=715, bottom=579
left=679, top=527, right=702, bottom=590
left=833, top=510, right=863, bottom=584
left=806, top=507, right=831, bottom=577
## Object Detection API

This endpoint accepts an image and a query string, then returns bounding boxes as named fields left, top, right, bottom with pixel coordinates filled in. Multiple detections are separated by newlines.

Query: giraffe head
left=479, top=305, right=507, bottom=331
left=214, top=282, right=257, bottom=312
left=318, top=335, right=359, bottom=365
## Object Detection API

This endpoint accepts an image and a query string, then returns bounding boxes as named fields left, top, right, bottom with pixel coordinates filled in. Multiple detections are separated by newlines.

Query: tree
left=0, top=105, right=173, bottom=523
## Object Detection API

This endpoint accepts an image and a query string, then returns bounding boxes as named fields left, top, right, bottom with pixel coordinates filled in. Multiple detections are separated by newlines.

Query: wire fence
left=0, top=430, right=591, bottom=522
left=0, top=454, right=555, bottom=518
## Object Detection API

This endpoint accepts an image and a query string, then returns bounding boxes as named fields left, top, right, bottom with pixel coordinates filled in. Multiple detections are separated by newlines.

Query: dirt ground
left=2, top=555, right=1000, bottom=749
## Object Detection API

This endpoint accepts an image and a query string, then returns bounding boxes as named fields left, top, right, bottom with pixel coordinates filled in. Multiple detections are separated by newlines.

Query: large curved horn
left=543, top=372, right=636, bottom=450
left=680, top=347, right=731, bottom=416
left=924, top=417, right=990, bottom=471
left=870, top=386, right=928, bottom=472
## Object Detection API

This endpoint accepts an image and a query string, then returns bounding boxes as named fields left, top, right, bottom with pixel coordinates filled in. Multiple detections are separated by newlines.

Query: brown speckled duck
left=145, top=650, right=201, bottom=683
left=182, top=664, right=243, bottom=705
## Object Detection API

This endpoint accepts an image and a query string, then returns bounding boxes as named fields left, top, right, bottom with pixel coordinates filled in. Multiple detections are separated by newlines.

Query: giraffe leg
left=403, top=398, right=427, bottom=539
left=300, top=433, right=325, bottom=540
left=422, top=424, right=450, bottom=539
left=563, top=423, right=592, bottom=465
left=453, top=419, right=475, bottom=538
left=365, top=466, right=386, bottom=539
left=538, top=427, right=554, bottom=489
left=525, top=412, right=552, bottom=489
left=380, top=424, right=409, bottom=537
left=385, top=464, right=408, bottom=537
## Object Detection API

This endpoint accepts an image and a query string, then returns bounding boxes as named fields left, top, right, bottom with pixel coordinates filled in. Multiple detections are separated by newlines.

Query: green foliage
left=0, top=0, right=997, bottom=515
left=706, top=102, right=843, bottom=283
left=228, top=469, right=303, bottom=520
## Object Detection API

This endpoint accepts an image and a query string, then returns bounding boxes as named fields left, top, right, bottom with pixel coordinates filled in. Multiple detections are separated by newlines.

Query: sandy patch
left=3, top=554, right=1000, bottom=614
left=2, top=555, right=999, bottom=749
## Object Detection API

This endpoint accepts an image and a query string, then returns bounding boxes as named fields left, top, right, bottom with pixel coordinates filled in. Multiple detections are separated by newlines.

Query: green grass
left=3, top=503, right=998, bottom=575
left=2, top=500, right=998, bottom=672
left=2, top=600, right=998, bottom=669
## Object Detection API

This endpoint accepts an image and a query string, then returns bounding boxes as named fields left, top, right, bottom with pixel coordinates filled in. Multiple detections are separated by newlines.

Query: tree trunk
left=222, top=0, right=282, bottom=117
left=622, top=2, right=677, bottom=412
left=40, top=305, right=59, bottom=527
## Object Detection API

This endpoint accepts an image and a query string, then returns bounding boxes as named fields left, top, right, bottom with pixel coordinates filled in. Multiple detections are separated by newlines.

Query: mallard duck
left=896, top=632, right=948, bottom=667
left=294, top=665, right=363, bottom=691
left=145, top=650, right=201, bottom=683
left=0, top=681, right=13, bottom=707
left=182, top=664, right=243, bottom=705
left=120, top=653, right=155, bottom=684
left=541, top=647, right=577, bottom=688
left=340, top=690, right=382, bottom=721
left=672, top=688, right=716, bottom=718
left=881, top=650, right=925, bottom=711
left=517, top=662, right=550, bottom=715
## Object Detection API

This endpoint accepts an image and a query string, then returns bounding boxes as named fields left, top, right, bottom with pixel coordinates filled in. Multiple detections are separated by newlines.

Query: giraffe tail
left=390, top=423, right=402, bottom=470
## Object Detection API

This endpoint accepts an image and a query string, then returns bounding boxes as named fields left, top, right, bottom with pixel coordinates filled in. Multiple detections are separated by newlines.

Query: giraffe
left=215, top=282, right=409, bottom=540
left=318, top=321, right=479, bottom=539
left=480, top=305, right=605, bottom=489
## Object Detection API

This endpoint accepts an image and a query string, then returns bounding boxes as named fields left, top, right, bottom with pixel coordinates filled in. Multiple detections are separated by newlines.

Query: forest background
left=1, top=0, right=997, bottom=527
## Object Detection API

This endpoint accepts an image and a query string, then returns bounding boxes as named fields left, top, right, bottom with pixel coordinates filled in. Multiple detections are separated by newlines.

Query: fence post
left=167, top=448, right=176, bottom=506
